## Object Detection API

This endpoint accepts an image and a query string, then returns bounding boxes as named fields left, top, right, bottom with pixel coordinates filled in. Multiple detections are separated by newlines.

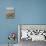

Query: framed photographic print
left=6, top=7, right=15, bottom=19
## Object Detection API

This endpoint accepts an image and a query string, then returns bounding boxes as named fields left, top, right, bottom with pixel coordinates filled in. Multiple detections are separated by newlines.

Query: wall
left=0, top=0, right=46, bottom=44
left=16, top=0, right=46, bottom=24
